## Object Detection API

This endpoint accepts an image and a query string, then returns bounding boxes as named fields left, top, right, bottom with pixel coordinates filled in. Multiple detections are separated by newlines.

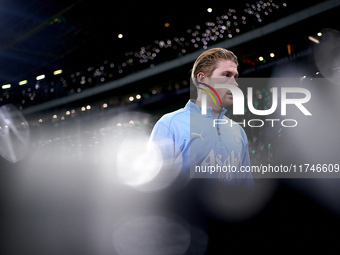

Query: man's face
left=207, top=59, right=239, bottom=108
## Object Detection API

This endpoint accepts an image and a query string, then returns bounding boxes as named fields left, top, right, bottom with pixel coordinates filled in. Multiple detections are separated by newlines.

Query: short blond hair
left=191, top=48, right=238, bottom=86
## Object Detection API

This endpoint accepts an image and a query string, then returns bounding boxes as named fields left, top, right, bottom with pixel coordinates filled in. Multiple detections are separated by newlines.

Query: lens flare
left=314, top=28, right=340, bottom=85
left=0, top=104, right=30, bottom=163
left=116, top=135, right=163, bottom=187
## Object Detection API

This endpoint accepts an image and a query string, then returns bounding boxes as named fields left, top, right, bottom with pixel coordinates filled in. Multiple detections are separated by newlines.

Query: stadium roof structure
left=0, top=0, right=333, bottom=82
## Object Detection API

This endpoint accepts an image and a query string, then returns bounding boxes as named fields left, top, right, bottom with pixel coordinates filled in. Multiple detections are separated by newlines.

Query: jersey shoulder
left=157, top=107, right=189, bottom=129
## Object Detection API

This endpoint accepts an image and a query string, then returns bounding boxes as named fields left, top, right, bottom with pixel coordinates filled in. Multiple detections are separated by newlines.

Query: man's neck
left=211, top=108, right=223, bottom=119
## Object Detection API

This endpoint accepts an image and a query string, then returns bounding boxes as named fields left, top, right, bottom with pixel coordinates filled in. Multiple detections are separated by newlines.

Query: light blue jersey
left=149, top=100, right=254, bottom=187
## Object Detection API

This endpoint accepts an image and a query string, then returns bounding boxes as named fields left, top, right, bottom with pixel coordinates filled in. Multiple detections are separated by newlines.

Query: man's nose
left=228, top=77, right=238, bottom=87
left=234, top=78, right=239, bottom=87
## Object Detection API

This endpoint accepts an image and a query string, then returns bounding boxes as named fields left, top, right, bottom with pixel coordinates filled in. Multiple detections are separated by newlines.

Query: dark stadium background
left=1, top=0, right=340, bottom=254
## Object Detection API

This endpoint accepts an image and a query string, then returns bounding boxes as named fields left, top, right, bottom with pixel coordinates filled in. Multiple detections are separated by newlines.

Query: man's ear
left=197, top=72, right=205, bottom=84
